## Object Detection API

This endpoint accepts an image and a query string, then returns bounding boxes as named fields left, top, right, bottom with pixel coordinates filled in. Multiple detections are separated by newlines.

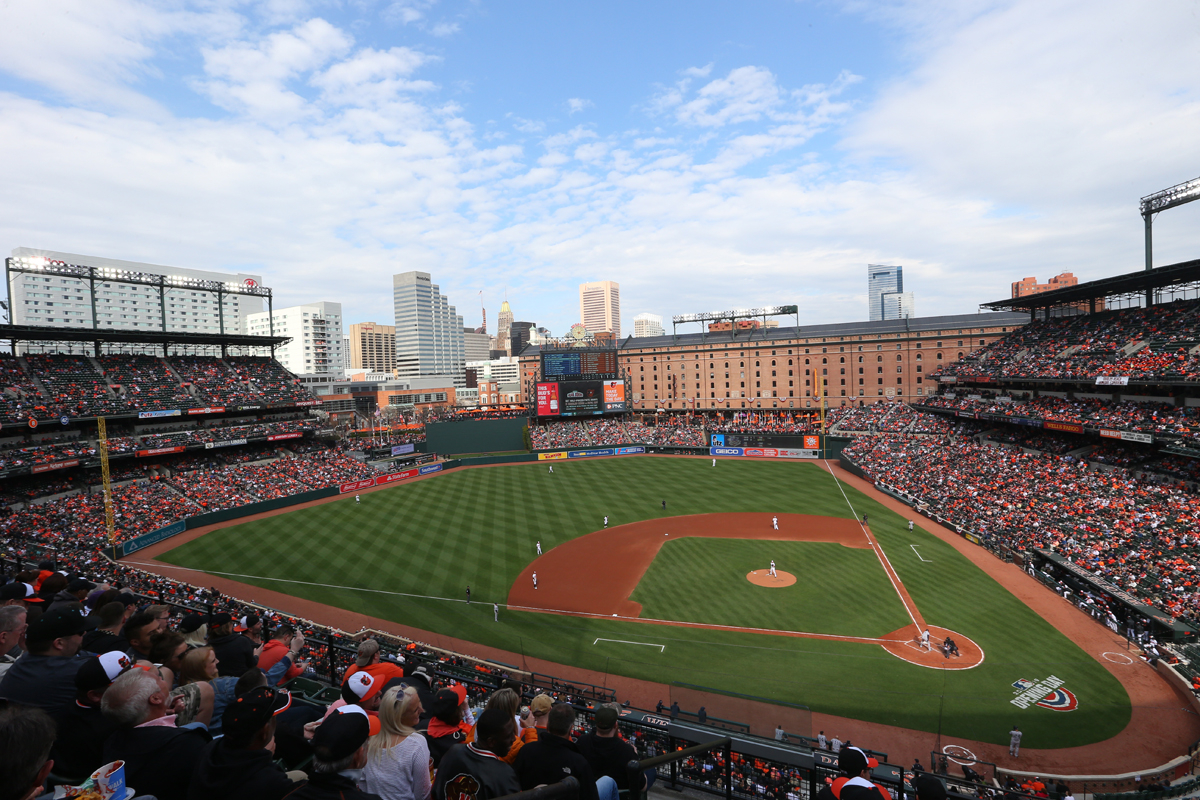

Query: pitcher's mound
left=747, top=570, right=796, bottom=587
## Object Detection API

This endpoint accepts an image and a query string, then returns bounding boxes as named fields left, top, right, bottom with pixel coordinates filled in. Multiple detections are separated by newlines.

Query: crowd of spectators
left=169, top=355, right=262, bottom=407
left=529, top=419, right=706, bottom=449
left=921, top=393, right=1200, bottom=438
left=934, top=297, right=1200, bottom=382
left=226, top=356, right=316, bottom=405
left=844, top=433, right=1200, bottom=626
left=0, top=354, right=48, bottom=423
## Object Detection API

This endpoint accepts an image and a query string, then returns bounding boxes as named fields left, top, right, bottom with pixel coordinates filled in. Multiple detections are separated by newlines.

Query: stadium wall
left=425, top=418, right=528, bottom=455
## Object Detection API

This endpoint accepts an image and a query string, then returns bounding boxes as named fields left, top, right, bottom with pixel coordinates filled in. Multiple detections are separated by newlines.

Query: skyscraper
left=579, top=281, right=621, bottom=337
left=496, top=299, right=514, bottom=355
left=633, top=313, right=664, bottom=338
left=867, top=265, right=914, bottom=321
left=348, top=322, right=396, bottom=373
left=393, top=271, right=465, bottom=384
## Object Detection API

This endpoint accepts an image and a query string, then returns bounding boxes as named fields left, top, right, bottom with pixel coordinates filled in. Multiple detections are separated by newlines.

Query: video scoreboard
left=541, top=349, right=618, bottom=380
left=536, top=379, right=627, bottom=417
left=711, top=433, right=817, bottom=449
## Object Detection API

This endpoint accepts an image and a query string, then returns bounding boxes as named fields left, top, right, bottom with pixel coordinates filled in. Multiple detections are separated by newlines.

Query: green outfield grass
left=159, top=457, right=1131, bottom=748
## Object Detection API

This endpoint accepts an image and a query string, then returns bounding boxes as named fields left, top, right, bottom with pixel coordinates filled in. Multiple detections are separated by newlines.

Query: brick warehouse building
left=519, top=311, right=1029, bottom=412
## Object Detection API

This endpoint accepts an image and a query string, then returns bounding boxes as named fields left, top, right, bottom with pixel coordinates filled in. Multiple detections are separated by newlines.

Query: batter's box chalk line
left=593, top=638, right=665, bottom=652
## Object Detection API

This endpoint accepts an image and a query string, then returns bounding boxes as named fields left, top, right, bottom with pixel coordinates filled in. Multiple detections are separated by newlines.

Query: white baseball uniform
left=533, top=572, right=538, bottom=589
left=549, top=465, right=554, bottom=473
left=712, top=458, right=716, bottom=466
left=769, top=560, right=777, bottom=577
left=921, top=630, right=931, bottom=650
left=355, top=495, right=360, bottom=503
left=536, top=541, right=542, bottom=555
left=603, top=516, right=608, bottom=528
left=772, top=516, right=778, bottom=530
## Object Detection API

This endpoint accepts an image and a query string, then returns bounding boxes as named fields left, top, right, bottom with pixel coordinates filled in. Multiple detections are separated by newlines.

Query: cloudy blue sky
left=2, top=0, right=1199, bottom=336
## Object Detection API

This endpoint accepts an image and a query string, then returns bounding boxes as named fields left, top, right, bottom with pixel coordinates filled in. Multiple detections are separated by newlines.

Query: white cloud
left=566, top=98, right=594, bottom=115
left=430, top=22, right=461, bottom=37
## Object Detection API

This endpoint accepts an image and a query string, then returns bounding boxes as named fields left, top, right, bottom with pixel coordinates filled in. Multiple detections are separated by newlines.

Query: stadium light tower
left=1140, top=175, right=1200, bottom=272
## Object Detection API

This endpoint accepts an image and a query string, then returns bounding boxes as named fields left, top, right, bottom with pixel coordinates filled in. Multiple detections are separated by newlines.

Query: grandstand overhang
left=980, top=257, right=1200, bottom=317
left=0, top=323, right=290, bottom=350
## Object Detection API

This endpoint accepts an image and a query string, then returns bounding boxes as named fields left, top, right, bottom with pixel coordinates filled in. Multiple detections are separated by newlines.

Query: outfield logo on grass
left=1011, top=676, right=1078, bottom=711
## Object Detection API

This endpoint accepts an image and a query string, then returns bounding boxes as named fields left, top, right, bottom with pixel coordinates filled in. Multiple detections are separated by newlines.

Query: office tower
left=247, top=301, right=345, bottom=377
left=509, top=321, right=535, bottom=355
left=496, top=299, right=514, bottom=355
left=579, top=281, right=621, bottom=337
left=393, top=271, right=465, bottom=385
left=633, top=312, right=664, bottom=338
left=463, top=327, right=491, bottom=362
left=348, top=322, right=397, bottom=373
left=868, top=265, right=914, bottom=321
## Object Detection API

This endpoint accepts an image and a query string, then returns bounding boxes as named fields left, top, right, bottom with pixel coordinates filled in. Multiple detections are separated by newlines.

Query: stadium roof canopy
left=980, top=257, right=1200, bottom=315
left=0, top=323, right=290, bottom=348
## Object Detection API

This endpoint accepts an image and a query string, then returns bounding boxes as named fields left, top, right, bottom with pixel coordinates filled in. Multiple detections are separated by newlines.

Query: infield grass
left=160, top=456, right=1131, bottom=748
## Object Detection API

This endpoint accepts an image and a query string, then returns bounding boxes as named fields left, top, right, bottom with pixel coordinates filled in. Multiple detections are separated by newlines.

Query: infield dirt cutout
left=506, top=512, right=983, bottom=669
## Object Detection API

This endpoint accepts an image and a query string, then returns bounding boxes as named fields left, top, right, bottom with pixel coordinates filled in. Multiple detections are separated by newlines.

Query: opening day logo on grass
left=1011, top=676, right=1079, bottom=711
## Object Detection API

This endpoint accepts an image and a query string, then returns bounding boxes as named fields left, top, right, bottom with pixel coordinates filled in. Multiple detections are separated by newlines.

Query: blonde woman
left=364, top=685, right=432, bottom=800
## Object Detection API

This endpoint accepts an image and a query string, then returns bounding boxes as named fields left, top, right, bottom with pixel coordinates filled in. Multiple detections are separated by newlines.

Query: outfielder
left=603, top=516, right=608, bottom=528
left=908, top=519, right=914, bottom=532
left=493, top=603, right=499, bottom=622
left=548, top=465, right=554, bottom=474
left=536, top=540, right=542, bottom=555
left=769, top=560, right=777, bottom=578
left=355, top=495, right=360, bottom=504
left=712, top=458, right=716, bottom=467
left=1009, top=726, right=1022, bottom=757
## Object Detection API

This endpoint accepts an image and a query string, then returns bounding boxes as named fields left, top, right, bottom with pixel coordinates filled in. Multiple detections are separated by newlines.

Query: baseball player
left=536, top=540, right=542, bottom=555
left=661, top=499, right=666, bottom=510
left=548, top=465, right=554, bottom=474
left=862, top=514, right=868, bottom=525
left=1009, top=725, right=1022, bottom=757
left=466, top=586, right=471, bottom=604
left=920, top=629, right=931, bottom=650
left=769, top=560, right=777, bottom=578
left=772, top=515, right=778, bottom=530
left=908, top=519, right=914, bottom=532
left=603, top=516, right=608, bottom=528
left=493, top=603, right=499, bottom=622
left=532, top=572, right=538, bottom=589
left=712, top=458, right=716, bottom=467
left=355, top=495, right=360, bottom=504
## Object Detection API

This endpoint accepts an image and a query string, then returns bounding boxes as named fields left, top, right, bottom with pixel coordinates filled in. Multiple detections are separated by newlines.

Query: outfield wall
left=425, top=418, right=527, bottom=455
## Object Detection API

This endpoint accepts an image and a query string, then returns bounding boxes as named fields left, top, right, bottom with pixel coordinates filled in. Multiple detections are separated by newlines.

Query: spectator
left=177, top=643, right=292, bottom=732
left=102, top=664, right=212, bottom=800
left=364, top=685, right=433, bottom=800
left=513, top=703, right=603, bottom=800
left=421, top=686, right=472, bottom=768
left=291, top=706, right=382, bottom=800
left=814, top=746, right=889, bottom=800
left=82, top=601, right=131, bottom=654
left=345, top=638, right=406, bottom=689
left=406, top=664, right=436, bottom=721
left=0, top=704, right=57, bottom=800
left=210, top=612, right=260, bottom=677
left=466, top=687, right=537, bottom=764
left=188, top=685, right=298, bottom=800
left=326, top=671, right=385, bottom=720
left=179, top=614, right=207, bottom=648
left=258, top=623, right=305, bottom=686
left=0, top=606, right=94, bottom=718
left=124, top=610, right=161, bottom=662
left=47, top=577, right=95, bottom=612
left=529, top=693, right=553, bottom=728
left=50, top=650, right=129, bottom=781
left=236, top=613, right=264, bottom=645
left=433, top=707, right=520, bottom=800
left=0, top=605, right=27, bottom=678
left=577, top=705, right=648, bottom=797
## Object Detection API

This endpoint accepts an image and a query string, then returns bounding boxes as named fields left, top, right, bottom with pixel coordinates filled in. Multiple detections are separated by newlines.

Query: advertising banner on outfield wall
left=340, top=477, right=378, bottom=493
left=122, top=520, right=187, bottom=557
left=568, top=448, right=615, bottom=458
left=136, top=446, right=186, bottom=458
left=418, top=463, right=442, bottom=475
left=537, top=452, right=568, bottom=460
left=616, top=446, right=645, bottom=455
left=375, top=468, right=419, bottom=486
left=710, top=447, right=744, bottom=456
left=267, top=433, right=304, bottom=442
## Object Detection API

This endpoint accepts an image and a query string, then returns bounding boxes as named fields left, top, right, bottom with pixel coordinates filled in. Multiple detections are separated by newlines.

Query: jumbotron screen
left=536, top=380, right=626, bottom=416
left=540, top=349, right=618, bottom=380
left=711, top=433, right=820, bottom=449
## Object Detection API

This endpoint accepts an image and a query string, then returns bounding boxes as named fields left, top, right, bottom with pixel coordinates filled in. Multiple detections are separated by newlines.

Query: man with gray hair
left=102, top=665, right=211, bottom=800
left=0, top=605, right=27, bottom=679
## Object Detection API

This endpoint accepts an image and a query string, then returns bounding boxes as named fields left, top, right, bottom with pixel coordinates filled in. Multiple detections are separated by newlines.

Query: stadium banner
left=1044, top=420, right=1084, bottom=434
left=205, top=438, right=248, bottom=449
left=536, top=382, right=561, bottom=416
left=1095, top=376, right=1130, bottom=386
left=602, top=379, right=627, bottom=412
left=138, top=409, right=181, bottom=419
left=267, top=433, right=304, bottom=442
left=122, top=520, right=187, bottom=557
left=391, top=443, right=415, bottom=456
left=956, top=411, right=976, bottom=419
left=616, top=446, right=645, bottom=455
left=567, top=448, right=615, bottom=458
left=375, top=468, right=419, bottom=485
left=964, top=532, right=983, bottom=545
left=136, top=446, right=186, bottom=457
left=187, top=406, right=225, bottom=415
left=939, top=377, right=957, bottom=383
left=1100, top=429, right=1153, bottom=444
left=537, top=451, right=568, bottom=460
left=418, top=463, right=442, bottom=475
left=341, top=477, right=379, bottom=493
left=236, top=405, right=262, bottom=411
left=31, top=459, right=79, bottom=474
left=293, top=399, right=322, bottom=407
left=742, top=447, right=820, bottom=459
left=710, top=447, right=744, bottom=456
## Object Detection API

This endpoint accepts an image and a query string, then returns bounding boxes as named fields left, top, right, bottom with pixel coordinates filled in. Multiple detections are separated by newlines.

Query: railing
left=628, top=737, right=733, bottom=800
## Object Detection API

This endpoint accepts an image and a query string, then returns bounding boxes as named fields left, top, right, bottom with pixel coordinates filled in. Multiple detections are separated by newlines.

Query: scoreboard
left=541, top=349, right=618, bottom=381
left=537, top=380, right=627, bottom=417
left=711, top=433, right=817, bottom=449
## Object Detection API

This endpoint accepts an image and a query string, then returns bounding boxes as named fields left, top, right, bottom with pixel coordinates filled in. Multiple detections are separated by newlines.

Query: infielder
left=772, top=515, right=778, bottom=530
left=908, top=519, right=914, bottom=532
left=536, top=540, right=542, bottom=555
left=603, top=516, right=608, bottom=528
left=532, top=572, right=538, bottom=589
left=769, top=560, right=777, bottom=578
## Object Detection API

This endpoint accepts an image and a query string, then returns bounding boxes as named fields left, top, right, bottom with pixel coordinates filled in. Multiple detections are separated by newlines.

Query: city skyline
left=2, top=3, right=1199, bottom=338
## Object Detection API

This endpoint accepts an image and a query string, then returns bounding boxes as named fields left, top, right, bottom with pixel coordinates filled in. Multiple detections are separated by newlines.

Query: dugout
left=425, top=417, right=528, bottom=456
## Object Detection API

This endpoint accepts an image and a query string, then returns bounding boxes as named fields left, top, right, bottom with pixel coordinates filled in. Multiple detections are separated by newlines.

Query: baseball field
left=155, top=456, right=1132, bottom=749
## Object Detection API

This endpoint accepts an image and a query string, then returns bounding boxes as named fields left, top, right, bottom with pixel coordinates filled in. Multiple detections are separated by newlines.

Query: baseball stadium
left=6, top=252, right=1200, bottom=800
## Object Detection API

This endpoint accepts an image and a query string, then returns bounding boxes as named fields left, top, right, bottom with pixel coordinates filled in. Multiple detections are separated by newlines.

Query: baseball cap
left=594, top=706, right=618, bottom=730
left=223, top=686, right=293, bottom=737
left=429, top=688, right=462, bottom=721
left=838, top=746, right=878, bottom=775
left=26, top=607, right=98, bottom=643
left=341, top=671, right=382, bottom=705
left=76, top=651, right=134, bottom=694
left=67, top=578, right=96, bottom=593
left=313, top=706, right=378, bottom=761
left=356, top=639, right=380, bottom=668
left=913, top=775, right=948, bottom=800
left=211, top=612, right=233, bottom=627
left=530, top=694, right=553, bottom=716
left=0, top=582, right=35, bottom=602
left=178, top=614, right=206, bottom=634
left=409, top=665, right=432, bottom=683
left=234, top=614, right=260, bottom=633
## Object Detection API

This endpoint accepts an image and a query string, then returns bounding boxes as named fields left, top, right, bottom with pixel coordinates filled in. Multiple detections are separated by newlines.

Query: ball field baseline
left=505, top=512, right=985, bottom=669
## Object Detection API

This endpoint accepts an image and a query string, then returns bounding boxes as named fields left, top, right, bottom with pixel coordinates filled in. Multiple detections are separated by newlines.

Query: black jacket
left=420, top=727, right=468, bottom=768
left=512, top=731, right=599, bottom=800
left=103, top=723, right=211, bottom=800
left=210, top=632, right=258, bottom=677
left=188, top=738, right=295, bottom=800
left=51, top=701, right=118, bottom=781
left=576, top=731, right=639, bottom=791
left=284, top=772, right=382, bottom=800
left=81, top=628, right=129, bottom=655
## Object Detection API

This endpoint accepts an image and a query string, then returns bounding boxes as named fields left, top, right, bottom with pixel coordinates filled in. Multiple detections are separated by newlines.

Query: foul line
left=594, top=638, right=665, bottom=652
left=822, top=460, right=923, bottom=629
left=910, top=545, right=932, bottom=563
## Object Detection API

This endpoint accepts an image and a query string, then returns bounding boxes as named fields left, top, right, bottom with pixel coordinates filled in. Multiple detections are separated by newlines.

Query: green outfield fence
left=426, top=417, right=528, bottom=455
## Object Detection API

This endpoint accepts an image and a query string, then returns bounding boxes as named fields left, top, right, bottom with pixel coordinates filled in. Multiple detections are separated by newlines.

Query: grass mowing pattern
left=631, top=538, right=910, bottom=637
left=160, top=457, right=1130, bottom=748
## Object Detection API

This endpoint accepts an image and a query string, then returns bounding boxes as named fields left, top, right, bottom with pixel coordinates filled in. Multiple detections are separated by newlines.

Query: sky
left=2, top=0, right=1199, bottom=338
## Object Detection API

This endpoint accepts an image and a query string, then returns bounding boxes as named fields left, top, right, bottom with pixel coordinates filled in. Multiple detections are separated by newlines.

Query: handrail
left=493, top=776, right=579, bottom=800
left=627, top=736, right=732, bottom=800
